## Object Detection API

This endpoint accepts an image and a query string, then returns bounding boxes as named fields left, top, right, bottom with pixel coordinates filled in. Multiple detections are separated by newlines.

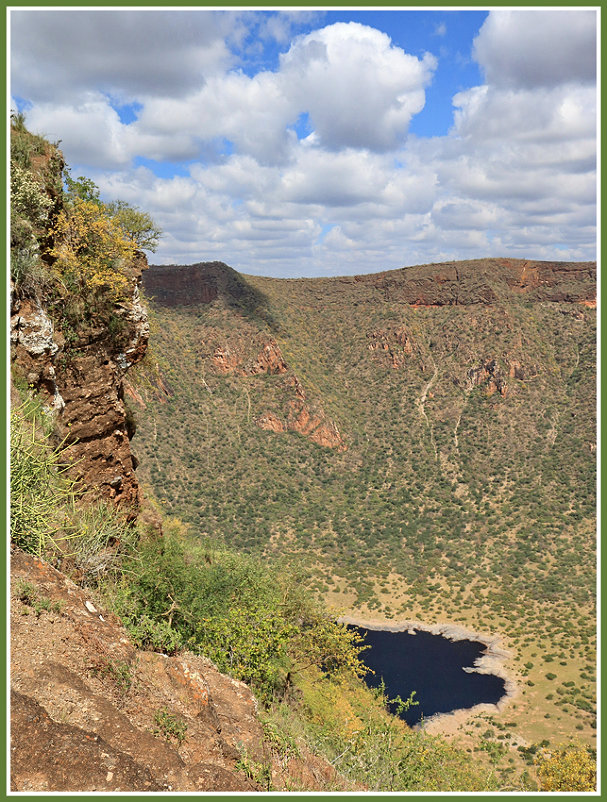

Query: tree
left=64, top=172, right=161, bottom=252
left=104, top=200, right=161, bottom=252
left=49, top=198, right=136, bottom=302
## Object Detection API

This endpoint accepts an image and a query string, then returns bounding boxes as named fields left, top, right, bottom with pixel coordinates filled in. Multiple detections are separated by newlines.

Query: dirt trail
left=416, top=360, right=439, bottom=460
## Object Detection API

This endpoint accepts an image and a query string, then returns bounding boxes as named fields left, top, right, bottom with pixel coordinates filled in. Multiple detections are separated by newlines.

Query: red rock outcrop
left=257, top=412, right=287, bottom=433
left=467, top=359, right=508, bottom=397
left=256, top=375, right=346, bottom=451
left=10, top=550, right=355, bottom=793
left=11, top=254, right=150, bottom=517
left=367, top=325, right=414, bottom=368
left=212, top=339, right=287, bottom=376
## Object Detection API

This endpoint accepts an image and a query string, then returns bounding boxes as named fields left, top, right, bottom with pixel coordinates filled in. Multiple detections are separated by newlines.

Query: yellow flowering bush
left=49, top=198, right=137, bottom=302
left=536, top=745, right=596, bottom=791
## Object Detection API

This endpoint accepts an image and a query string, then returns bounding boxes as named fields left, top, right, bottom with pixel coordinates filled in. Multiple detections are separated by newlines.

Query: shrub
left=153, top=708, right=187, bottom=744
left=11, top=162, right=53, bottom=225
left=88, top=657, right=134, bottom=696
left=49, top=198, right=136, bottom=303
left=10, top=404, right=77, bottom=556
left=536, top=745, right=596, bottom=791
left=14, top=578, right=64, bottom=617
left=110, top=526, right=367, bottom=703
left=122, top=614, right=182, bottom=655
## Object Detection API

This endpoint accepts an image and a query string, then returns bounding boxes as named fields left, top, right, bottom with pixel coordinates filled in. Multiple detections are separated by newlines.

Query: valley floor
left=324, top=581, right=596, bottom=785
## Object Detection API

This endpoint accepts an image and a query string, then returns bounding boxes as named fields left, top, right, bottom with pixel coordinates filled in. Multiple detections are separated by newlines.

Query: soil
left=10, top=548, right=352, bottom=793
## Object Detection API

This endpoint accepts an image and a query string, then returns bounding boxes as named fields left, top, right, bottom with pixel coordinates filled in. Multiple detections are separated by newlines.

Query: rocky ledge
left=11, top=254, right=150, bottom=516
left=10, top=550, right=354, bottom=792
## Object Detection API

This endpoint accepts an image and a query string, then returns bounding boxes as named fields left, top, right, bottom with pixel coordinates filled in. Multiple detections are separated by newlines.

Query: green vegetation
left=153, top=707, right=188, bottom=745
left=10, top=401, right=77, bottom=556
left=108, top=517, right=368, bottom=704
left=14, top=578, right=65, bottom=617
left=132, top=260, right=596, bottom=780
left=88, top=656, right=134, bottom=697
left=10, top=395, right=500, bottom=791
left=10, top=113, right=161, bottom=352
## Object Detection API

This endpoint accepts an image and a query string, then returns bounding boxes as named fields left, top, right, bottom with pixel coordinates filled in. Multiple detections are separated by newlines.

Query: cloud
left=473, top=9, right=596, bottom=89
left=279, top=22, right=436, bottom=151
left=10, top=9, right=597, bottom=277
left=133, top=71, right=295, bottom=165
left=10, top=9, right=235, bottom=102
left=25, top=95, right=207, bottom=168
left=256, top=10, right=323, bottom=45
left=20, top=19, right=436, bottom=169
left=123, top=21, right=437, bottom=163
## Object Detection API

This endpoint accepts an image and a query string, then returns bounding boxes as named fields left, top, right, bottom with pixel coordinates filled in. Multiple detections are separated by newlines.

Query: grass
left=14, top=579, right=65, bottom=617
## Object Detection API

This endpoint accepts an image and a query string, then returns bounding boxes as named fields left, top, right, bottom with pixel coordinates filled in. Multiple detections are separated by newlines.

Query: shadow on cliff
left=144, top=261, right=279, bottom=332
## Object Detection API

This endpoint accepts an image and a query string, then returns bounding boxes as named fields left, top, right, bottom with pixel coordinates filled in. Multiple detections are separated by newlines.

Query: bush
left=11, top=162, right=53, bottom=225
left=109, top=526, right=367, bottom=703
left=10, top=404, right=76, bottom=556
left=49, top=198, right=136, bottom=303
left=126, top=614, right=183, bottom=655
left=536, top=745, right=596, bottom=791
left=153, top=707, right=187, bottom=744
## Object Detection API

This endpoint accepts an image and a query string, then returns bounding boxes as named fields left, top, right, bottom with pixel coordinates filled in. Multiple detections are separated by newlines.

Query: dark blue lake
left=352, top=626, right=506, bottom=726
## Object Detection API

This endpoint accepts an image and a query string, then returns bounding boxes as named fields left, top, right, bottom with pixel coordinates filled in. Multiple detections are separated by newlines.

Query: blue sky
left=10, top=8, right=597, bottom=277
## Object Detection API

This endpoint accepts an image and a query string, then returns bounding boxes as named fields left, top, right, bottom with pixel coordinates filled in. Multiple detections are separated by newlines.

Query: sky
left=10, top=7, right=598, bottom=278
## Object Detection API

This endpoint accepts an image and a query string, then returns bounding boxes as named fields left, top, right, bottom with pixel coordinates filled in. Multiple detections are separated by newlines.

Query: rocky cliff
left=10, top=260, right=353, bottom=791
left=145, top=258, right=596, bottom=310
left=350, top=257, right=596, bottom=305
left=11, top=253, right=149, bottom=514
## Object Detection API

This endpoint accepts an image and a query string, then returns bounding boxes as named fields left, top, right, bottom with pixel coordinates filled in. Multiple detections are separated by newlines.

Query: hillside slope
left=10, top=113, right=596, bottom=791
left=9, top=118, right=360, bottom=794
left=134, top=257, right=596, bottom=756
left=11, top=549, right=352, bottom=792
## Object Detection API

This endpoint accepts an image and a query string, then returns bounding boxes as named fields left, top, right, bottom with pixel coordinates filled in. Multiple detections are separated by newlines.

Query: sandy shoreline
left=338, top=613, right=518, bottom=735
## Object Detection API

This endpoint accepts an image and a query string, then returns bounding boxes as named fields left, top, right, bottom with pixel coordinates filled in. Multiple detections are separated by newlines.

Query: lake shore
left=337, top=613, right=518, bottom=735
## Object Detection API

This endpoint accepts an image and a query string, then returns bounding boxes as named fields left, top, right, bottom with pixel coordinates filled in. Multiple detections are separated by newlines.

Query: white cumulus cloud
left=473, top=8, right=596, bottom=89
left=279, top=22, right=436, bottom=151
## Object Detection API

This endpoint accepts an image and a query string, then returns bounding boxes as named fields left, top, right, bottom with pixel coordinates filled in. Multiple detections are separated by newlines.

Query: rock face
left=213, top=339, right=288, bottom=376
left=352, top=258, right=596, bottom=306
left=10, top=550, right=352, bottom=793
left=11, top=254, right=150, bottom=516
left=144, top=261, right=273, bottom=311
left=206, top=337, right=346, bottom=450
left=367, top=325, right=415, bottom=369
left=467, top=359, right=508, bottom=397
left=10, top=297, right=65, bottom=412
left=144, top=262, right=219, bottom=307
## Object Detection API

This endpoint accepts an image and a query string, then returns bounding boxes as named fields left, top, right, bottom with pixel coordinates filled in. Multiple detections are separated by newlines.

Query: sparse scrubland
left=133, top=257, right=596, bottom=786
